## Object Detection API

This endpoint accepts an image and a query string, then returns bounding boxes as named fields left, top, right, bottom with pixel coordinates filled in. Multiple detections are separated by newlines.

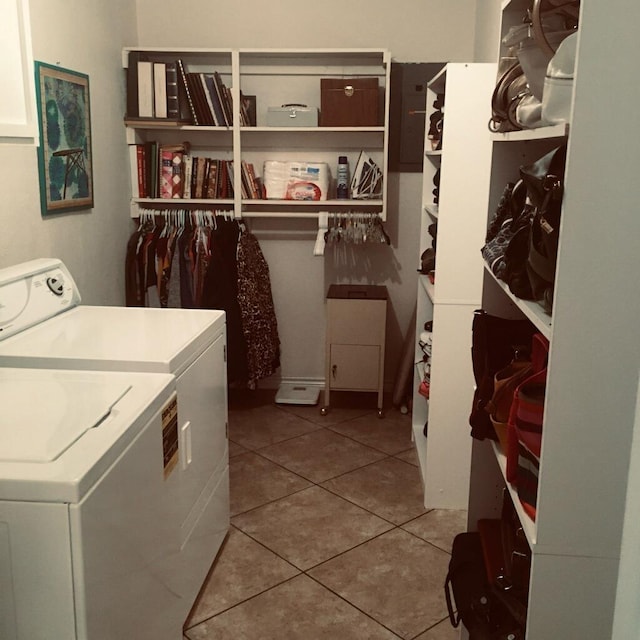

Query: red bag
left=506, top=333, right=549, bottom=520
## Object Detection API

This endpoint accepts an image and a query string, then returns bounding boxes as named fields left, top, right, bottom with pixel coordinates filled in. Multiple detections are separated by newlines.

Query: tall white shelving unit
left=466, top=1, right=640, bottom=638
left=412, top=63, right=495, bottom=509
left=122, top=48, right=391, bottom=220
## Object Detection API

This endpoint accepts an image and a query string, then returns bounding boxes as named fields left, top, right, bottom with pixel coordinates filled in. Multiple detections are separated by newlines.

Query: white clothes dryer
left=0, top=259, right=229, bottom=624
left=0, top=366, right=191, bottom=640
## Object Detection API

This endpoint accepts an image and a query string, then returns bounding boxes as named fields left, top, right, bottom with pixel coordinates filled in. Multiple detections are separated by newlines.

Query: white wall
left=473, top=0, right=502, bottom=62
left=0, top=0, right=481, bottom=388
left=134, top=0, right=478, bottom=387
left=0, top=0, right=137, bottom=306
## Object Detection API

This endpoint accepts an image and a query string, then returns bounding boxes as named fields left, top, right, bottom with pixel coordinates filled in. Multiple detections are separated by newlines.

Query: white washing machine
left=0, top=259, right=230, bottom=629
left=0, top=366, right=190, bottom=639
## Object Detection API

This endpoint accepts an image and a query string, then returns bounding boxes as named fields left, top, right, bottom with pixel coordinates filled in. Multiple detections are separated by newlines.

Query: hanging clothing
left=125, top=210, right=280, bottom=388
left=236, top=227, right=281, bottom=387
left=201, top=219, right=248, bottom=385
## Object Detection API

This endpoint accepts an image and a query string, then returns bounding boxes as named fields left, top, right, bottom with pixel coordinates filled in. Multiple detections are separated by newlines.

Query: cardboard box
left=320, top=78, right=380, bottom=127
left=266, top=105, right=318, bottom=127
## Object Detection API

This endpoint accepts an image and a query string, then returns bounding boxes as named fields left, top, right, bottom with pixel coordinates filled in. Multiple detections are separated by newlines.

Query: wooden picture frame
left=35, top=62, right=94, bottom=215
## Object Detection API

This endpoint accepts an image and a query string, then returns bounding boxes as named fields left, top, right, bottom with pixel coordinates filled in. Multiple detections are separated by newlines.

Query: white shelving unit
left=411, top=63, right=495, bottom=509
left=122, top=48, right=390, bottom=220
left=466, top=2, right=640, bottom=638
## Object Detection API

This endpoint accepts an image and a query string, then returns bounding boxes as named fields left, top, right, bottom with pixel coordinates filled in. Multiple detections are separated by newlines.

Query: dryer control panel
left=0, top=258, right=81, bottom=341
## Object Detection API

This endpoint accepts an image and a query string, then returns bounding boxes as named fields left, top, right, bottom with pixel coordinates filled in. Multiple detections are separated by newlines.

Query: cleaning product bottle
left=336, top=156, right=349, bottom=199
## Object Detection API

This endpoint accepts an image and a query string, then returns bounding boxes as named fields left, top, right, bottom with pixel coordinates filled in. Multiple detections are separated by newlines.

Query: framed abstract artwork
left=35, top=61, right=94, bottom=215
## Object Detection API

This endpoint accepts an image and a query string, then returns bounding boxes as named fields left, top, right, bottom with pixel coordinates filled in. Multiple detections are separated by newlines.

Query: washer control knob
left=46, top=276, right=64, bottom=296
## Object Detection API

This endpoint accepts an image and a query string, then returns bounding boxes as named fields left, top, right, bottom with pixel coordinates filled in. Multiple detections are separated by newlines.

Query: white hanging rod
left=239, top=211, right=383, bottom=219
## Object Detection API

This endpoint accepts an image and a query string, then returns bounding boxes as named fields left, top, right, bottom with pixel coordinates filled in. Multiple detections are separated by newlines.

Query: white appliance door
left=0, top=305, right=225, bottom=378
left=69, top=399, right=184, bottom=640
left=0, top=375, right=130, bottom=463
left=0, top=502, right=75, bottom=640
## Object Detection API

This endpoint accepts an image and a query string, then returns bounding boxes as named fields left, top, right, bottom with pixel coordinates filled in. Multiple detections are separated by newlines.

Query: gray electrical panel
left=389, top=62, right=444, bottom=172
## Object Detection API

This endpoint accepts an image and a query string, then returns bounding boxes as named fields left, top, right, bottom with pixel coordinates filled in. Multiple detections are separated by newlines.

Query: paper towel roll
left=263, top=161, right=329, bottom=200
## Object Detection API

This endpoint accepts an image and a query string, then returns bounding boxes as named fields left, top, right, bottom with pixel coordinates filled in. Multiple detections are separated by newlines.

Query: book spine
left=246, top=162, right=260, bottom=199
left=188, top=73, right=214, bottom=126
left=126, top=51, right=142, bottom=118
left=213, top=72, right=232, bottom=126
left=206, top=159, right=219, bottom=199
left=183, top=154, right=192, bottom=199
left=160, top=148, right=174, bottom=198
left=137, top=144, right=146, bottom=198
left=176, top=59, right=198, bottom=125
left=195, top=157, right=207, bottom=199
left=153, top=62, right=168, bottom=118
left=199, top=74, right=219, bottom=126
left=137, top=60, right=154, bottom=118
left=171, top=151, right=184, bottom=198
left=217, top=160, right=226, bottom=198
left=165, top=62, right=180, bottom=120
left=226, top=160, right=235, bottom=197
left=128, top=144, right=140, bottom=198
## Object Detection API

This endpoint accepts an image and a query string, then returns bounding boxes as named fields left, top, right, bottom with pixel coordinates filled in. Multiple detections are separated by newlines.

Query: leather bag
left=531, top=0, right=580, bottom=59
left=506, top=333, right=550, bottom=520
left=489, top=60, right=531, bottom=133
left=469, top=310, right=537, bottom=441
left=520, top=144, right=567, bottom=313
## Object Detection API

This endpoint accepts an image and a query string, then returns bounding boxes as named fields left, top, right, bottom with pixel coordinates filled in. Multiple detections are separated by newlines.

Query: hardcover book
left=176, top=59, right=198, bottom=125
left=153, top=62, right=168, bottom=118
left=137, top=60, right=155, bottom=118
left=165, top=62, right=180, bottom=119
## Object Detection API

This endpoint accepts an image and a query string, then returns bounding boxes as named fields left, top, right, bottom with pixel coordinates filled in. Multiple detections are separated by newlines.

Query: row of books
left=126, top=53, right=255, bottom=127
left=129, top=142, right=263, bottom=200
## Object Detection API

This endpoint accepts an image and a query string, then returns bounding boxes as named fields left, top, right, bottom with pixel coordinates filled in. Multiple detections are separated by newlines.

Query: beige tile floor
left=183, top=390, right=467, bottom=640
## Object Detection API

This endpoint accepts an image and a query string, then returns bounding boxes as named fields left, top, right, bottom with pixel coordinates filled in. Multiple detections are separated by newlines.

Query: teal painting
left=35, top=62, right=93, bottom=215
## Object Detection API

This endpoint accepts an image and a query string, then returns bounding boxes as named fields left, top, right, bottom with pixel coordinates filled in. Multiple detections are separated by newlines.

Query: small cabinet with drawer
left=322, top=284, right=387, bottom=417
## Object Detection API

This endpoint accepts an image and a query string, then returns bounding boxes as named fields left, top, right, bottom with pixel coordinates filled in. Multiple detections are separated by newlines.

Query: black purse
left=482, top=179, right=533, bottom=302
left=520, top=143, right=567, bottom=313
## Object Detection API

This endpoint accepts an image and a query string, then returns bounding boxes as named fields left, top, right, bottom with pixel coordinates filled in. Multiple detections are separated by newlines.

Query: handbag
left=520, top=144, right=567, bottom=313
left=445, top=532, right=525, bottom=639
left=542, top=31, right=578, bottom=125
left=531, top=0, right=580, bottom=59
left=486, top=356, right=533, bottom=453
left=481, top=179, right=528, bottom=281
left=506, top=333, right=550, bottom=520
left=469, top=310, right=537, bottom=441
left=489, top=59, right=531, bottom=133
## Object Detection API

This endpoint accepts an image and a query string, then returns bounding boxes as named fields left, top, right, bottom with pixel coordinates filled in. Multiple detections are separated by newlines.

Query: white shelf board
left=419, top=274, right=435, bottom=302
left=491, top=123, right=569, bottom=142
left=491, top=440, right=537, bottom=548
left=424, top=203, right=438, bottom=218
left=241, top=199, right=383, bottom=207
left=133, top=198, right=235, bottom=206
left=485, top=266, right=552, bottom=339
left=427, top=66, right=446, bottom=94
left=412, top=416, right=428, bottom=489
left=241, top=126, right=385, bottom=133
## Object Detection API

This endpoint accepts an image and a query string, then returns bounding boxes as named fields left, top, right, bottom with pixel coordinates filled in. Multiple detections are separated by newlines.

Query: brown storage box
left=320, top=78, right=380, bottom=127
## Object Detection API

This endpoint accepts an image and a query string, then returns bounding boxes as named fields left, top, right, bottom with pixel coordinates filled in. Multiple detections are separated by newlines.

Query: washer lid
left=0, top=374, right=131, bottom=463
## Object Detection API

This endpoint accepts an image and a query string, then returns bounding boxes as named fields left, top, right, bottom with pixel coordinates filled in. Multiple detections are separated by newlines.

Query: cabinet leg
left=321, top=385, right=330, bottom=416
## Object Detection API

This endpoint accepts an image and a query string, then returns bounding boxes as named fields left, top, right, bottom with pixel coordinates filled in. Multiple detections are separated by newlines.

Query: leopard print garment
left=236, top=228, right=281, bottom=387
